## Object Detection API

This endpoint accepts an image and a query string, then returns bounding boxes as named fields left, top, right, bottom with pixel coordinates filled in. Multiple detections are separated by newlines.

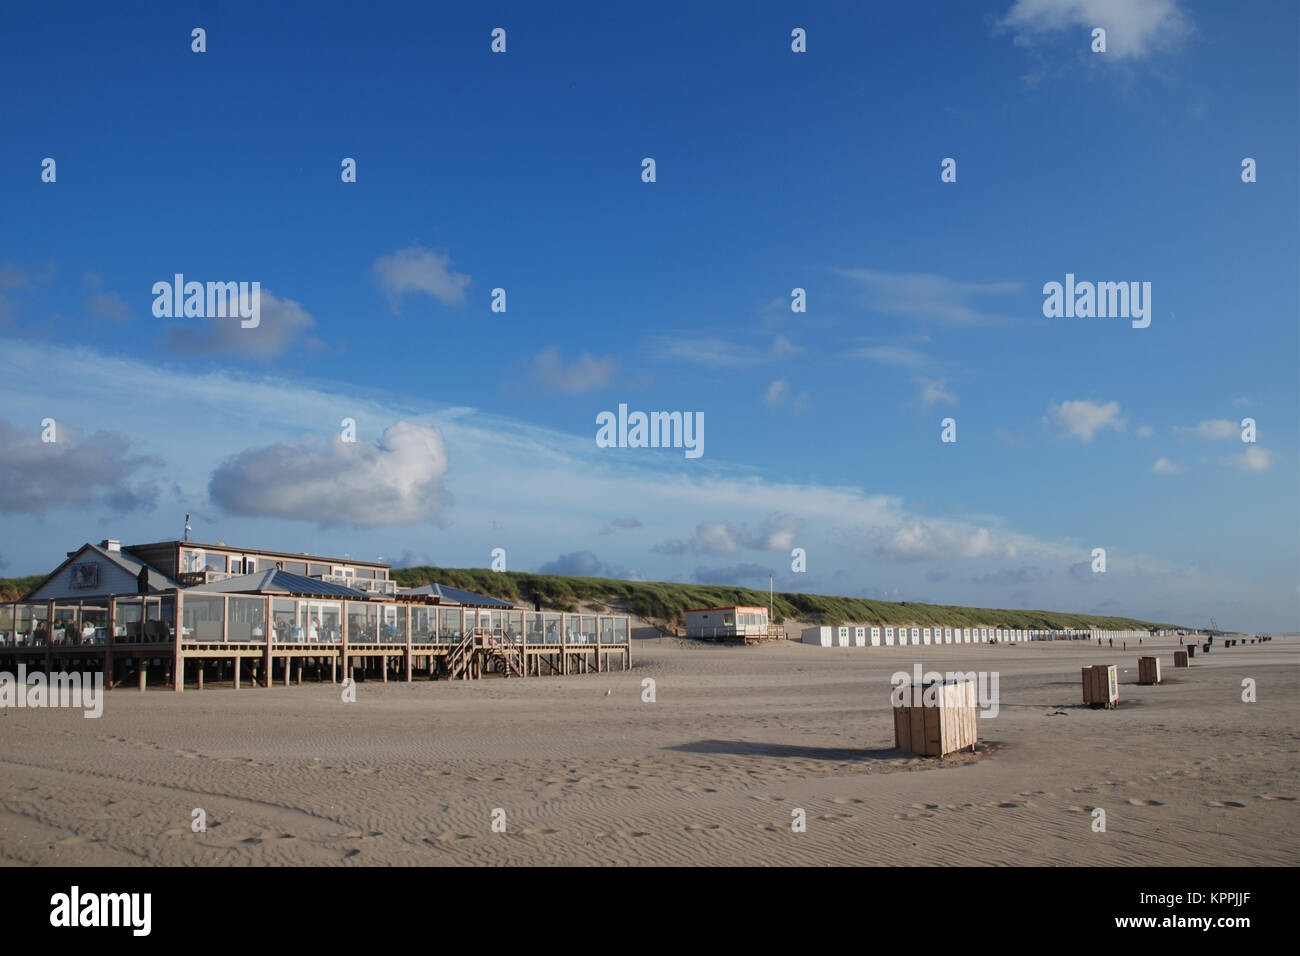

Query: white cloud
left=1152, top=458, right=1183, bottom=474
left=1136, top=425, right=1155, bottom=438
left=763, top=378, right=809, bottom=414
left=160, top=289, right=318, bottom=362
left=916, top=377, right=956, bottom=407
left=524, top=346, right=617, bottom=395
left=1045, top=400, right=1125, bottom=442
left=1000, top=0, right=1192, bottom=61
left=209, top=421, right=451, bottom=526
left=852, top=345, right=929, bottom=367
left=1230, top=447, right=1272, bottom=472
left=372, top=244, right=470, bottom=309
left=0, top=418, right=160, bottom=515
left=1180, top=419, right=1238, bottom=440
left=834, top=268, right=1020, bottom=326
left=650, top=335, right=802, bottom=368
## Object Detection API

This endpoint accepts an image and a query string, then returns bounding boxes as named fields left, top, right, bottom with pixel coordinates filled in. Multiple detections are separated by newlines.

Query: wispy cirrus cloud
left=834, top=268, right=1021, bottom=326
left=649, top=334, right=802, bottom=368
left=1177, top=419, right=1238, bottom=441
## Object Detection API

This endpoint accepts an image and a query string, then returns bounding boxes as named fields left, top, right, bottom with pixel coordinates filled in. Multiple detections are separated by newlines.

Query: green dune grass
left=389, top=567, right=1174, bottom=631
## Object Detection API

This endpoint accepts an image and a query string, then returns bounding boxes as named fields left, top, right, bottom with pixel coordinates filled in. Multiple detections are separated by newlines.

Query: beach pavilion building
left=0, top=538, right=631, bottom=690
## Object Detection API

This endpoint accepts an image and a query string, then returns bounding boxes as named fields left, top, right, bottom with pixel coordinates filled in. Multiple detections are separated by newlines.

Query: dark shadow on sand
left=665, top=739, right=901, bottom=761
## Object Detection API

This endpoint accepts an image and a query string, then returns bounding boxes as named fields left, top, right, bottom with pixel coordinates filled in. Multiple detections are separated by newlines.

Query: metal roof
left=398, top=582, right=518, bottom=608
left=125, top=539, right=389, bottom=569
left=187, top=569, right=368, bottom=598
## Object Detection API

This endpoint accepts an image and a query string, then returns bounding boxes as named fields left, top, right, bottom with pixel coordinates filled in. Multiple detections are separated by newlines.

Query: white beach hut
left=869, top=626, right=882, bottom=647
left=849, top=625, right=866, bottom=647
left=801, top=626, right=833, bottom=646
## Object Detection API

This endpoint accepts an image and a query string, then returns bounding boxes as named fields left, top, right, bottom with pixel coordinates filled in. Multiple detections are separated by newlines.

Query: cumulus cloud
left=1045, top=400, right=1125, bottom=442
left=0, top=418, right=160, bottom=515
left=160, top=289, right=318, bottom=362
left=834, top=268, right=1021, bottom=326
left=524, top=346, right=617, bottom=395
left=208, top=420, right=451, bottom=526
left=372, top=244, right=470, bottom=309
left=1230, top=446, right=1272, bottom=472
left=653, top=514, right=805, bottom=556
left=395, top=551, right=435, bottom=568
left=1136, top=425, right=1155, bottom=438
left=999, top=0, right=1192, bottom=61
left=537, top=550, right=642, bottom=580
left=874, top=522, right=1012, bottom=563
left=1152, top=458, right=1183, bottom=474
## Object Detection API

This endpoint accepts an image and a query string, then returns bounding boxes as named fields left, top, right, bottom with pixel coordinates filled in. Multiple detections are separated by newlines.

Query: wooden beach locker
left=1138, top=657, right=1162, bottom=684
left=1173, top=650, right=1188, bottom=668
left=1081, top=664, right=1118, bottom=708
left=893, top=679, right=978, bottom=757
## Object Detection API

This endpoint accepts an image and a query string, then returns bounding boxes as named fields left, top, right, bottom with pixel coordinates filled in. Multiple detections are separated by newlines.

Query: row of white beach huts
left=800, top=625, right=1151, bottom=647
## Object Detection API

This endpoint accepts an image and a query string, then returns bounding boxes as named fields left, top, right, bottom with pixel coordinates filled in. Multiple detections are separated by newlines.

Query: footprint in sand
left=1258, top=794, right=1296, bottom=801
left=345, top=830, right=383, bottom=839
left=53, top=835, right=97, bottom=846
left=679, top=785, right=718, bottom=793
left=425, top=832, right=473, bottom=844
left=520, top=827, right=558, bottom=836
left=684, top=824, right=721, bottom=832
left=1126, top=798, right=1164, bottom=807
left=602, top=830, right=650, bottom=839
left=894, top=811, right=935, bottom=821
left=1207, top=800, right=1246, bottom=808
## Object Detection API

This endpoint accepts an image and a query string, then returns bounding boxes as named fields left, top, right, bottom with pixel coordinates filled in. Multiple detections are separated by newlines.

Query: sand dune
left=1, top=633, right=1295, bottom=866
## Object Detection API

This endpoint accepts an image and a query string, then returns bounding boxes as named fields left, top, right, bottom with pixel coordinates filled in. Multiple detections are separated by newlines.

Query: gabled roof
left=19, top=542, right=180, bottom=601
left=187, top=569, right=367, bottom=599
left=398, top=582, right=517, bottom=608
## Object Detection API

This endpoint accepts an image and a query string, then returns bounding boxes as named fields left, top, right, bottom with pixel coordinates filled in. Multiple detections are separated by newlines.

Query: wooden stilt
left=197, top=662, right=204, bottom=690
left=234, top=657, right=241, bottom=690
left=138, top=660, right=147, bottom=692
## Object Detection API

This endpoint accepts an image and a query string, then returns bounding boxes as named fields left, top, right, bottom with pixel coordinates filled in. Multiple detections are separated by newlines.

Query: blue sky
left=1, top=0, right=1296, bottom=630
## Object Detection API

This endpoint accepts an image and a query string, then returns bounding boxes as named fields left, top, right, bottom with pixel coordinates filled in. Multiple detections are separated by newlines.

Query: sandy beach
left=1, top=631, right=1296, bottom=866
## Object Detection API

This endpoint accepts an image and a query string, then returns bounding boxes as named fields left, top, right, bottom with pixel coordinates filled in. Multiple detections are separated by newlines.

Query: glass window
left=581, top=616, right=597, bottom=644
left=272, top=598, right=297, bottom=642
left=526, top=612, right=544, bottom=644
left=506, top=611, right=523, bottom=644
left=308, top=564, right=330, bottom=577
left=283, top=561, right=307, bottom=575
left=182, top=550, right=202, bottom=573
left=0, top=604, right=13, bottom=645
left=183, top=595, right=225, bottom=642
left=227, top=597, right=265, bottom=642
left=203, top=553, right=227, bottom=572
left=543, top=613, right=562, bottom=644
left=354, top=568, right=376, bottom=580
left=614, top=618, right=628, bottom=644
left=347, top=602, right=378, bottom=644
left=439, top=607, right=463, bottom=643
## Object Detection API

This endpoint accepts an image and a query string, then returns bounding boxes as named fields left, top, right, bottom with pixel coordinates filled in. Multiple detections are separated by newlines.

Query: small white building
left=801, top=626, right=833, bottom=646
left=685, top=606, right=769, bottom=640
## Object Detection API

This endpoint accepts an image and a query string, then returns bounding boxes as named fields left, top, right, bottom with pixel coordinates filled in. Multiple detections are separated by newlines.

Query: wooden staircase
left=443, top=628, right=524, bottom=680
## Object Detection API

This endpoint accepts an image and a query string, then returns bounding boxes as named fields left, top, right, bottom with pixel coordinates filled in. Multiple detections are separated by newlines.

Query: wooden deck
left=0, top=627, right=632, bottom=691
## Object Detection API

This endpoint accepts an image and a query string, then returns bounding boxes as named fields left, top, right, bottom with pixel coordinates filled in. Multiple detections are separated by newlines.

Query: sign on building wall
left=69, top=562, right=99, bottom=588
